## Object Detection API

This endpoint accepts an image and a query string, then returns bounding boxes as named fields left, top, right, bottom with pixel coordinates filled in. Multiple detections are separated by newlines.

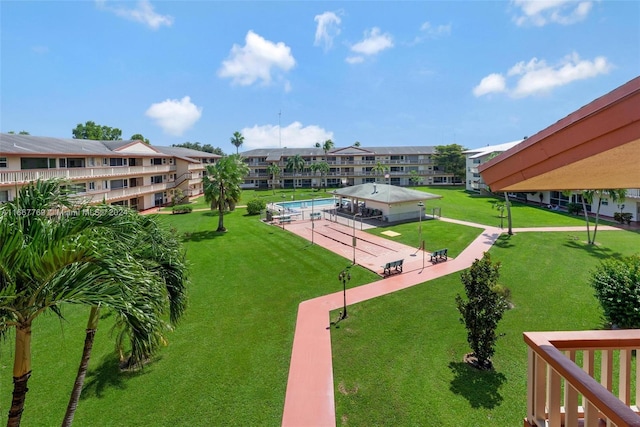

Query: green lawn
left=331, top=230, right=640, bottom=426
left=1, top=189, right=636, bottom=426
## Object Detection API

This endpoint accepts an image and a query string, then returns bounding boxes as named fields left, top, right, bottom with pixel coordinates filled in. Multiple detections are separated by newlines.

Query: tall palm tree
left=285, top=154, right=306, bottom=192
left=0, top=180, right=174, bottom=427
left=204, top=154, right=250, bottom=231
left=310, top=161, right=330, bottom=191
left=372, top=161, right=389, bottom=183
left=315, top=139, right=334, bottom=160
left=590, top=189, right=627, bottom=245
left=62, top=213, right=188, bottom=427
left=267, top=163, right=281, bottom=195
left=230, top=131, right=244, bottom=155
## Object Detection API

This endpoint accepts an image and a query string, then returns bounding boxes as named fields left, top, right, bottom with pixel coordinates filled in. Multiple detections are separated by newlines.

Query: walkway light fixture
left=338, top=267, right=351, bottom=321
left=352, top=212, right=361, bottom=265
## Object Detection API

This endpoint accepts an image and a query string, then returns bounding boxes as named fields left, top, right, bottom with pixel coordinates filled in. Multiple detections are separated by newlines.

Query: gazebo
left=333, top=183, right=442, bottom=222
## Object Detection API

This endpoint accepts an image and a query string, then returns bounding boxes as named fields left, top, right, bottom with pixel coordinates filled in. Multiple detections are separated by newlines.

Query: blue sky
left=2, top=1, right=638, bottom=152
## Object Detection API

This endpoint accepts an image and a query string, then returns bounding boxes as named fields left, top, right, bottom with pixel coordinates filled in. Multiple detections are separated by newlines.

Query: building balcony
left=102, top=182, right=174, bottom=201
left=626, top=189, right=640, bottom=199
left=0, top=165, right=176, bottom=185
left=523, top=330, right=640, bottom=427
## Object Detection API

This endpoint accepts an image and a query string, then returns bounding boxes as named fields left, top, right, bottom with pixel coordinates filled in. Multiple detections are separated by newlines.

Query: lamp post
left=352, top=212, right=361, bottom=265
left=418, top=201, right=425, bottom=270
left=311, top=196, right=315, bottom=245
left=338, top=267, right=351, bottom=320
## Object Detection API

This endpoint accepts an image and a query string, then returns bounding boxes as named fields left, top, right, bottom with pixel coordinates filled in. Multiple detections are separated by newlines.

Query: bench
left=430, top=249, right=448, bottom=263
left=276, top=215, right=291, bottom=225
left=382, top=259, right=404, bottom=276
left=309, top=212, right=321, bottom=220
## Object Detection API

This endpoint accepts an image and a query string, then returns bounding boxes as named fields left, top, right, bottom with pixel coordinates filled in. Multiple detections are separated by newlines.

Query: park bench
left=382, top=259, right=404, bottom=276
left=309, top=212, right=321, bottom=220
left=277, top=215, right=292, bottom=225
left=430, top=249, right=448, bottom=263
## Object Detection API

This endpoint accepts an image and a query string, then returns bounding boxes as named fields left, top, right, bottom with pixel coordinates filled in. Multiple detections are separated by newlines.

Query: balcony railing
left=626, top=189, right=640, bottom=199
left=0, top=165, right=175, bottom=184
left=524, top=330, right=640, bottom=427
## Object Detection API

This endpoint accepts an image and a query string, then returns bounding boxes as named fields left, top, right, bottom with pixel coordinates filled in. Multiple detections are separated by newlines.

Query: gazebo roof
left=333, top=183, right=442, bottom=204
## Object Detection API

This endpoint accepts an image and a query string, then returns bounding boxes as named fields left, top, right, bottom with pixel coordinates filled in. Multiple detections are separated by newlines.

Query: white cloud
left=347, top=27, right=393, bottom=64
left=145, top=96, right=202, bottom=136
left=473, top=52, right=612, bottom=98
left=314, top=11, right=342, bottom=51
left=473, top=73, right=507, bottom=97
left=512, top=0, right=593, bottom=27
left=218, top=30, right=296, bottom=87
left=241, top=122, right=333, bottom=150
left=96, top=0, right=173, bottom=30
left=411, top=21, right=452, bottom=45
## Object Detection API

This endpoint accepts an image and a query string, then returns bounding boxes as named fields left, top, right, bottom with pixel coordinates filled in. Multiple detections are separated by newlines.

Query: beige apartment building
left=240, top=145, right=459, bottom=189
left=0, top=134, right=219, bottom=210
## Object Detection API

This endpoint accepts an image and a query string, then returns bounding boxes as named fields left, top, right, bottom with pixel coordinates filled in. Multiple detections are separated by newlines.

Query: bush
left=246, top=198, right=266, bottom=215
left=491, top=284, right=511, bottom=301
left=614, top=212, right=633, bottom=225
left=456, top=253, right=508, bottom=369
left=172, top=206, right=192, bottom=214
left=591, top=255, right=640, bottom=328
left=566, top=202, right=582, bottom=215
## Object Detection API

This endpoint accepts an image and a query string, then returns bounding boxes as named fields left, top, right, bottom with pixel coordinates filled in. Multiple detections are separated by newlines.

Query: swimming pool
left=275, top=198, right=336, bottom=210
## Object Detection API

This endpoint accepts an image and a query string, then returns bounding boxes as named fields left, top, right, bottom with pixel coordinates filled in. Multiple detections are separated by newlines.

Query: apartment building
left=240, top=145, right=458, bottom=189
left=0, top=134, right=219, bottom=210
left=465, top=139, right=640, bottom=222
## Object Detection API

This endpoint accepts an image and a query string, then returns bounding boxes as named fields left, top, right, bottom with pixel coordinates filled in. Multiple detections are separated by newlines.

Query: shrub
left=491, top=284, right=512, bottom=301
left=456, top=253, right=508, bottom=369
left=614, top=212, right=633, bottom=225
left=246, top=198, right=266, bottom=215
left=566, top=202, right=582, bottom=215
left=591, top=255, right=640, bottom=328
left=172, top=206, right=192, bottom=214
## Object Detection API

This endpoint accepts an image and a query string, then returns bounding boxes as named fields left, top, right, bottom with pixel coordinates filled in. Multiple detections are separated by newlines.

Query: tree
left=72, top=121, right=122, bottom=140
left=408, top=170, right=424, bottom=188
left=130, top=133, right=150, bottom=144
left=172, top=142, right=224, bottom=155
left=204, top=155, right=249, bottom=232
left=433, top=144, right=466, bottom=183
left=285, top=154, right=306, bottom=192
left=456, top=253, right=508, bottom=370
left=62, top=213, right=188, bottom=427
left=372, top=161, right=389, bottom=183
left=354, top=141, right=361, bottom=147
left=591, top=255, right=640, bottom=329
left=310, top=161, right=330, bottom=190
left=7, top=131, right=30, bottom=135
left=315, top=139, right=334, bottom=159
left=267, top=163, right=281, bottom=195
left=588, top=189, right=627, bottom=245
left=0, top=180, right=182, bottom=426
left=230, top=131, right=244, bottom=155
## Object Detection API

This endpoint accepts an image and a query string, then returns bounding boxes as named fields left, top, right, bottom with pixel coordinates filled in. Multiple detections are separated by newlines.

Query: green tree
left=354, top=141, right=361, bottom=147
left=285, top=154, right=306, bottom=192
left=130, top=133, right=150, bottom=144
left=62, top=213, right=188, bottom=427
left=315, top=139, right=334, bottom=159
left=7, top=131, right=30, bottom=135
left=0, top=180, right=182, bottom=426
left=204, top=155, right=249, bottom=232
left=372, top=161, right=389, bottom=183
left=172, top=142, right=224, bottom=155
left=310, top=161, right=330, bottom=190
left=72, top=121, right=122, bottom=140
left=456, top=253, right=508, bottom=370
left=408, top=170, right=424, bottom=188
left=591, top=255, right=640, bottom=329
left=267, top=163, right=281, bottom=195
left=433, top=144, right=466, bottom=183
left=587, top=189, right=627, bottom=245
left=230, top=131, right=244, bottom=155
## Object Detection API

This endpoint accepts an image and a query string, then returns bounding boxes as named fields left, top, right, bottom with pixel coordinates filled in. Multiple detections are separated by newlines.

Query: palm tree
left=314, top=139, right=334, bottom=160
left=285, top=154, right=306, bottom=192
left=310, top=161, right=330, bottom=191
left=267, top=163, right=281, bottom=195
left=590, top=189, right=627, bottom=245
left=62, top=214, right=188, bottom=427
left=0, top=180, right=177, bottom=427
left=204, top=154, right=250, bottom=231
left=230, top=131, right=244, bottom=155
left=372, top=161, right=389, bottom=183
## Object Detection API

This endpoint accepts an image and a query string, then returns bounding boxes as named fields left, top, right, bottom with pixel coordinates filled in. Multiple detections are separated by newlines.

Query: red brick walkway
left=279, top=217, right=623, bottom=426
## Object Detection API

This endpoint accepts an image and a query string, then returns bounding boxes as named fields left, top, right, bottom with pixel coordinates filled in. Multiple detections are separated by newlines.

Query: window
left=0, top=190, right=8, bottom=203
left=89, top=158, right=95, bottom=166
left=102, top=158, right=108, bottom=165
left=21, top=158, right=54, bottom=170
left=151, top=175, right=163, bottom=184
left=103, top=180, right=109, bottom=190
left=89, top=182, right=95, bottom=190
left=0, top=157, right=6, bottom=168
left=59, top=158, right=66, bottom=168
left=110, top=179, right=128, bottom=190
left=110, top=158, right=125, bottom=167
left=152, top=158, right=162, bottom=165
left=67, top=158, right=85, bottom=168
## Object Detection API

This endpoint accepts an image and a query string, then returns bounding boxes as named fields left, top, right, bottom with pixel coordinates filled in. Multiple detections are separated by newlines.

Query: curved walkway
left=279, top=217, right=623, bottom=427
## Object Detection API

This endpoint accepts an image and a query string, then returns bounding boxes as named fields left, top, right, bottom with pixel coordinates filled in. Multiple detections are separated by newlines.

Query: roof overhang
left=479, top=76, right=640, bottom=192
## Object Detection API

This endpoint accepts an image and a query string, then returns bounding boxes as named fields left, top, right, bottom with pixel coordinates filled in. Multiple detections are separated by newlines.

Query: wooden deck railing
left=524, top=330, right=640, bottom=427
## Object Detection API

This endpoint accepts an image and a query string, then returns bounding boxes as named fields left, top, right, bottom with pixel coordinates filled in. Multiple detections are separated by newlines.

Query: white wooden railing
left=524, top=330, right=640, bottom=427
left=0, top=165, right=175, bottom=184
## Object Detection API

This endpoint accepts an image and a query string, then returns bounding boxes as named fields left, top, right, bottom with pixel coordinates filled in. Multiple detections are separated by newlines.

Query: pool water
left=276, top=198, right=336, bottom=210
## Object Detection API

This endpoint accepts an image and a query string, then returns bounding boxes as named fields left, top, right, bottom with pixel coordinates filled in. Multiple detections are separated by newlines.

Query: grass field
left=1, top=186, right=636, bottom=426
